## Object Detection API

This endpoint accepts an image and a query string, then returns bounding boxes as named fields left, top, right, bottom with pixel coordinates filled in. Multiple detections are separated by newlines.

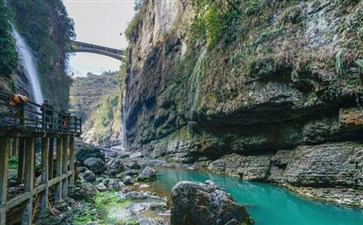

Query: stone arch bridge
left=69, top=40, right=126, bottom=61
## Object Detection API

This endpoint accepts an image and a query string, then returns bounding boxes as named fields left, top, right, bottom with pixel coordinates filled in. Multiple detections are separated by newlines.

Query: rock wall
left=10, top=0, right=74, bottom=108
left=208, top=142, right=363, bottom=189
left=123, top=0, right=363, bottom=196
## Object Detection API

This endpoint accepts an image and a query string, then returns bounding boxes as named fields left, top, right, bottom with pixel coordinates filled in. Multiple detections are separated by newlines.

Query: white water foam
left=12, top=27, right=44, bottom=104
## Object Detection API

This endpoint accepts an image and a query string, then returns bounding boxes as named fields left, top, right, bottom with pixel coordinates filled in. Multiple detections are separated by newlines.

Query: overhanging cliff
left=123, top=0, right=363, bottom=203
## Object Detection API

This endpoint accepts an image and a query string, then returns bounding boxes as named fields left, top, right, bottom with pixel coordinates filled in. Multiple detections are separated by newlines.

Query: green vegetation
left=123, top=0, right=363, bottom=146
left=125, top=10, right=144, bottom=43
left=91, top=94, right=121, bottom=145
left=73, top=191, right=134, bottom=225
left=10, top=0, right=75, bottom=108
left=69, top=71, right=123, bottom=145
left=0, top=1, right=18, bottom=88
left=191, top=0, right=240, bottom=47
left=8, top=156, right=18, bottom=170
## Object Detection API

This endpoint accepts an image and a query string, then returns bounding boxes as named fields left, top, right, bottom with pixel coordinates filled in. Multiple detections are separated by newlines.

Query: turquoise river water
left=151, top=167, right=363, bottom=225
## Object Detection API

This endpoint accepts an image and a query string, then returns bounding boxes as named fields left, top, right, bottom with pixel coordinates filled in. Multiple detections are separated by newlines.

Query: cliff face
left=0, top=1, right=18, bottom=93
left=10, top=0, right=74, bottom=108
left=124, top=0, right=363, bottom=201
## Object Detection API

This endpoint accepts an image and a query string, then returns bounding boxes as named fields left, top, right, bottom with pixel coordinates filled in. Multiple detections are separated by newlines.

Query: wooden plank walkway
left=0, top=91, right=81, bottom=225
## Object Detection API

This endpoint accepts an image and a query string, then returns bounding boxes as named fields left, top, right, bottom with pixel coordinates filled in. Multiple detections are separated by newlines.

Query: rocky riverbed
left=36, top=142, right=251, bottom=225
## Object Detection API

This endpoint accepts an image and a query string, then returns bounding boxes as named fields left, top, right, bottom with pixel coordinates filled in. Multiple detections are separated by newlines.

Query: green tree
left=0, top=1, right=18, bottom=77
left=10, top=0, right=75, bottom=108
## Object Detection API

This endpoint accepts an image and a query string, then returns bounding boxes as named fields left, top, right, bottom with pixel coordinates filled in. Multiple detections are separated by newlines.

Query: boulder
left=107, top=179, right=121, bottom=191
left=96, top=183, right=108, bottom=191
left=78, top=166, right=87, bottom=173
left=124, top=169, right=140, bottom=176
left=139, top=184, right=150, bottom=189
left=107, top=151, right=118, bottom=158
left=107, top=158, right=125, bottom=175
left=124, top=160, right=141, bottom=169
left=83, top=157, right=106, bottom=174
left=76, top=144, right=105, bottom=162
left=122, top=191, right=155, bottom=200
left=81, top=170, right=96, bottom=183
left=171, top=181, right=252, bottom=225
left=74, top=182, right=98, bottom=202
left=137, top=166, right=156, bottom=182
left=123, top=175, right=135, bottom=185
left=130, top=152, right=143, bottom=159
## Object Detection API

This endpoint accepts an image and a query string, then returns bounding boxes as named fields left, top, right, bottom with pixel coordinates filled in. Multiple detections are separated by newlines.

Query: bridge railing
left=0, top=91, right=82, bottom=135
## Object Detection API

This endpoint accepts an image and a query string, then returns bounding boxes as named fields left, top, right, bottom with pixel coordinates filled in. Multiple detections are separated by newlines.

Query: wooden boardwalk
left=0, top=91, right=81, bottom=225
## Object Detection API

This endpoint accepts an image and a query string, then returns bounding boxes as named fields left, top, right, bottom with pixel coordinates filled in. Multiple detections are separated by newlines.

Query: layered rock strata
left=123, top=0, right=363, bottom=206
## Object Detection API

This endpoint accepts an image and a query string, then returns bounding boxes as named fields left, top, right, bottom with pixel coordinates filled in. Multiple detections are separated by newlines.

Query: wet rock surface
left=284, top=142, right=363, bottom=189
left=285, top=185, right=363, bottom=208
left=137, top=166, right=157, bottom=182
left=171, top=180, right=252, bottom=225
left=207, top=142, right=363, bottom=208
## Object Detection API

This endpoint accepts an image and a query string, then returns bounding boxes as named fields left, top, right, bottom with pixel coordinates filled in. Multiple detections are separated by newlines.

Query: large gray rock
left=81, top=170, right=96, bottom=183
left=106, top=158, right=125, bottom=175
left=130, top=152, right=143, bottom=159
left=83, top=157, right=106, bottom=174
left=283, top=142, right=363, bottom=188
left=76, top=144, right=105, bottom=162
left=208, top=142, right=363, bottom=190
left=208, top=153, right=272, bottom=180
left=171, top=181, right=252, bottom=225
left=123, top=175, right=135, bottom=185
left=74, top=182, right=98, bottom=202
left=96, top=183, right=108, bottom=191
left=137, top=166, right=156, bottom=181
left=107, top=179, right=122, bottom=191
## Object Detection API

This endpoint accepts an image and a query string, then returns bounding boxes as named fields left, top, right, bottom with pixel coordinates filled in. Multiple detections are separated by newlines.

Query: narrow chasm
left=2, top=0, right=363, bottom=225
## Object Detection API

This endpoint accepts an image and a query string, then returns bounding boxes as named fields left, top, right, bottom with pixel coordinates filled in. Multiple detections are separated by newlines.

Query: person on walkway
left=41, top=100, right=53, bottom=128
left=64, top=113, right=71, bottom=131
left=58, top=109, right=68, bottom=131
left=8, top=94, right=29, bottom=107
left=8, top=94, right=29, bottom=123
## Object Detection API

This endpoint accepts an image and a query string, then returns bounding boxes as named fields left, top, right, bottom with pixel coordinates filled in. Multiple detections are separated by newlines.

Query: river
left=148, top=167, right=363, bottom=225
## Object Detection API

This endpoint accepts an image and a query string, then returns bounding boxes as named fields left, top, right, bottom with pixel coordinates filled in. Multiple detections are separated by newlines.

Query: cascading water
left=189, top=48, right=207, bottom=117
left=12, top=27, right=44, bottom=105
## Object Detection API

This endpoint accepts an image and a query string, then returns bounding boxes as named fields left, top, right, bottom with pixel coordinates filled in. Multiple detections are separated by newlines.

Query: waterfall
left=189, top=49, right=207, bottom=118
left=12, top=27, right=44, bottom=105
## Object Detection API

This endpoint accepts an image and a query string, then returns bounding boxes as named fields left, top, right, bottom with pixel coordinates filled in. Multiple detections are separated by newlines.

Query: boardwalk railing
left=0, top=91, right=82, bottom=135
left=0, top=91, right=81, bottom=225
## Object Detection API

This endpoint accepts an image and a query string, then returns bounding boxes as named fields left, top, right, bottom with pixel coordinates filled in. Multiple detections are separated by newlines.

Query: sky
left=62, top=0, right=135, bottom=76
